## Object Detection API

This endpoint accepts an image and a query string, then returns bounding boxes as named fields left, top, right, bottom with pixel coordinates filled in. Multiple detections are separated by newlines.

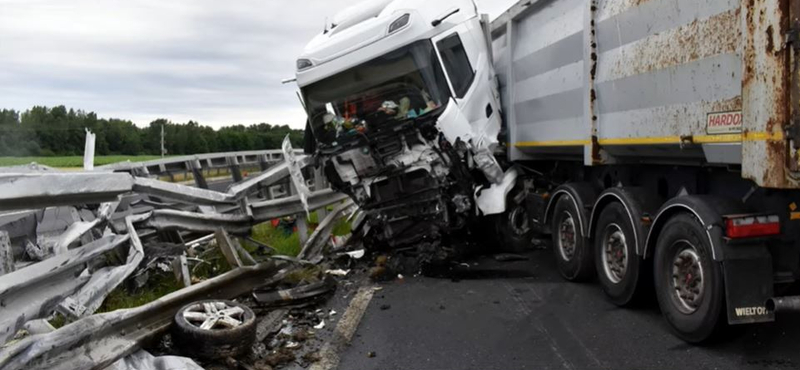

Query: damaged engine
left=318, top=112, right=484, bottom=254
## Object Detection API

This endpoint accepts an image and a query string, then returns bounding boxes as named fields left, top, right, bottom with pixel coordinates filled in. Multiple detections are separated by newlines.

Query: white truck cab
left=295, top=0, right=521, bottom=251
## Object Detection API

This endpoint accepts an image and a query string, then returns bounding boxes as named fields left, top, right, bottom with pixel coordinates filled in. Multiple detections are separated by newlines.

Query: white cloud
left=0, top=0, right=516, bottom=129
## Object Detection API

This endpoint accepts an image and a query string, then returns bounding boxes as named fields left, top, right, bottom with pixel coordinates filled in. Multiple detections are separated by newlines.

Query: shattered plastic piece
left=313, top=321, right=325, bottom=330
left=344, top=249, right=365, bottom=259
left=326, top=269, right=350, bottom=277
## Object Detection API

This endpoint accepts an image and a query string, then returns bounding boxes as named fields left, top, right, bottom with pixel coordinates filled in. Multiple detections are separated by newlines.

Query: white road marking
left=309, top=286, right=376, bottom=370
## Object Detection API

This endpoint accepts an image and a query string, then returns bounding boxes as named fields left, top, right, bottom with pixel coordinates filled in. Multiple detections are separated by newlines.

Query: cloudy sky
left=0, top=0, right=515, bottom=129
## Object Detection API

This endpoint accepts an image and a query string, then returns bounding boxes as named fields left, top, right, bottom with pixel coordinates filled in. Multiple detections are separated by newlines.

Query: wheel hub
left=183, top=301, right=245, bottom=331
left=601, top=224, right=628, bottom=284
left=558, top=212, right=577, bottom=261
left=508, top=205, right=530, bottom=236
left=670, top=243, right=705, bottom=314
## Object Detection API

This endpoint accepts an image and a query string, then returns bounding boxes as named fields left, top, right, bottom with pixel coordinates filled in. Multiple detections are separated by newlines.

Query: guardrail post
left=257, top=154, right=271, bottom=199
left=288, top=181, right=309, bottom=247
left=228, top=156, right=243, bottom=183
left=189, top=159, right=208, bottom=189
left=314, top=167, right=328, bottom=220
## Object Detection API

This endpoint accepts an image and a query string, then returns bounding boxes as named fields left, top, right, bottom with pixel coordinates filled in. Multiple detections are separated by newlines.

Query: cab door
left=432, top=18, right=502, bottom=150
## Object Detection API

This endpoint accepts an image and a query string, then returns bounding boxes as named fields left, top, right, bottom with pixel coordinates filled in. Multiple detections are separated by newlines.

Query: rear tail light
left=725, top=215, right=781, bottom=239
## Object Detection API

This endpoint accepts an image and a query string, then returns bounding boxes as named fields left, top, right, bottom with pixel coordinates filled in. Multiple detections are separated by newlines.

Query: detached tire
left=594, top=202, right=646, bottom=306
left=494, top=186, right=534, bottom=252
left=654, top=214, right=725, bottom=343
left=551, top=196, right=594, bottom=281
left=172, top=300, right=257, bottom=360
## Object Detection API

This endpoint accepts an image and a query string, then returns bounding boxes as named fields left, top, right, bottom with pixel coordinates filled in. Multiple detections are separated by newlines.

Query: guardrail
left=96, top=149, right=304, bottom=187
left=0, top=147, right=353, bottom=370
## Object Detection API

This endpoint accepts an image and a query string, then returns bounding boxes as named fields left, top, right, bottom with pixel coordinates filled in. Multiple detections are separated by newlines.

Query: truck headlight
left=388, top=14, right=410, bottom=34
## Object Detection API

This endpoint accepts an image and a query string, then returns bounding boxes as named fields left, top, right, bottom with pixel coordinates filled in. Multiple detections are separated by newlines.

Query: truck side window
left=436, top=34, right=475, bottom=98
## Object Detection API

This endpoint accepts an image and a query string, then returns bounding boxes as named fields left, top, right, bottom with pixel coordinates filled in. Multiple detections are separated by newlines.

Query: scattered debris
left=253, top=279, right=336, bottom=308
left=344, top=249, right=365, bottom=259
left=313, top=320, right=326, bottom=330
left=367, top=351, right=377, bottom=358
left=380, top=304, right=391, bottom=311
left=494, top=253, right=530, bottom=262
left=325, top=269, right=350, bottom=277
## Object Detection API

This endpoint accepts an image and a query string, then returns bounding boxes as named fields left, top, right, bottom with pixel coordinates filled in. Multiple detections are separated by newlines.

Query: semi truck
left=294, top=0, right=800, bottom=343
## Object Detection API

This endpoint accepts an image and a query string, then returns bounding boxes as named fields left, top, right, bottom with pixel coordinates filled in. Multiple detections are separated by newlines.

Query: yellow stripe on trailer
left=515, top=131, right=785, bottom=148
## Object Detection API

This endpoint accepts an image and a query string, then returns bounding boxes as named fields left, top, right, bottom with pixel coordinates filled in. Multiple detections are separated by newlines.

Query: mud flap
left=722, top=243, right=775, bottom=325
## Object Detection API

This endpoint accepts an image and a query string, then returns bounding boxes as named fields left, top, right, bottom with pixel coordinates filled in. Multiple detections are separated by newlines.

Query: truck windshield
left=303, top=40, right=451, bottom=148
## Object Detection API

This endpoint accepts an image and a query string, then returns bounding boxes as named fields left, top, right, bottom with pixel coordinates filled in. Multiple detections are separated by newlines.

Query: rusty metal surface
left=742, top=0, right=794, bottom=188
left=492, top=0, right=800, bottom=188
left=790, top=0, right=800, bottom=173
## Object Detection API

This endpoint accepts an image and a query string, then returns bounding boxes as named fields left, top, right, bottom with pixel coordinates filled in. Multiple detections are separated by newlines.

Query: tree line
left=0, top=106, right=305, bottom=157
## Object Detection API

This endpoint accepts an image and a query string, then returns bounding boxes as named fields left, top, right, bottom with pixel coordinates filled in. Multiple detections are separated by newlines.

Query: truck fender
left=475, top=167, right=519, bottom=215
left=643, top=195, right=775, bottom=325
left=543, top=183, right=597, bottom=238
left=643, top=195, right=744, bottom=261
left=588, top=188, right=661, bottom=256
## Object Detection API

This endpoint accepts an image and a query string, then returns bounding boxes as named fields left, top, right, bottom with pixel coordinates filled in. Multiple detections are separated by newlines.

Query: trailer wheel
left=654, top=214, right=725, bottom=343
left=594, top=202, right=644, bottom=306
left=494, top=185, right=534, bottom=252
left=551, top=196, right=594, bottom=281
left=172, top=300, right=257, bottom=360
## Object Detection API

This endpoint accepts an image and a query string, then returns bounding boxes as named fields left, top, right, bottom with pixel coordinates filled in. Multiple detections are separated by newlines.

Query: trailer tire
left=494, top=186, right=534, bottom=252
left=594, top=202, right=645, bottom=306
left=654, top=214, right=725, bottom=343
left=551, top=196, right=594, bottom=281
left=172, top=300, right=257, bottom=360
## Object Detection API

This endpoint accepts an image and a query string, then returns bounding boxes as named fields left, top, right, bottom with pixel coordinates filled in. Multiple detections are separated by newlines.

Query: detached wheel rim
left=183, top=301, right=245, bottom=331
left=601, top=223, right=628, bottom=284
left=508, top=205, right=530, bottom=236
left=670, top=242, right=705, bottom=314
left=558, top=212, right=577, bottom=261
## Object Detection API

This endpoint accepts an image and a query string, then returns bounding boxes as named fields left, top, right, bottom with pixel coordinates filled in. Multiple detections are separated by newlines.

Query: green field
left=0, top=155, right=164, bottom=168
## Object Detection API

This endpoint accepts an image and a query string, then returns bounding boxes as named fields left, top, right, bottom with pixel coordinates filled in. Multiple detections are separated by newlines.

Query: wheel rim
left=669, top=242, right=705, bottom=314
left=601, top=223, right=628, bottom=284
left=183, top=301, right=246, bottom=331
left=557, top=212, right=577, bottom=261
left=508, top=205, right=530, bottom=236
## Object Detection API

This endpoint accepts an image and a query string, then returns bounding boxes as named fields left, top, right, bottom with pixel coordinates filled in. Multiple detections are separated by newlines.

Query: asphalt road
left=336, top=249, right=800, bottom=370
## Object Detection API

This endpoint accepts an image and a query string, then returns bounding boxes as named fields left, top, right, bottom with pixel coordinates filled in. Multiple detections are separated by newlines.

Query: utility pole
left=160, top=123, right=166, bottom=158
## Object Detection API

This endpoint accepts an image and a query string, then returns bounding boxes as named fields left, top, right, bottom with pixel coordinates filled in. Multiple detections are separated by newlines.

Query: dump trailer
left=295, top=0, right=800, bottom=343
left=491, top=0, right=800, bottom=342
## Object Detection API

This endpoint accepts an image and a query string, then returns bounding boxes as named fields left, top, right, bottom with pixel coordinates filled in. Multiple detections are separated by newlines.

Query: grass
left=249, top=209, right=353, bottom=257
left=0, top=155, right=164, bottom=168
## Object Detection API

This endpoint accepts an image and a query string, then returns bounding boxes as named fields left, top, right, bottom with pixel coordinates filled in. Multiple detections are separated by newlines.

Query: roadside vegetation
left=0, top=155, right=164, bottom=168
